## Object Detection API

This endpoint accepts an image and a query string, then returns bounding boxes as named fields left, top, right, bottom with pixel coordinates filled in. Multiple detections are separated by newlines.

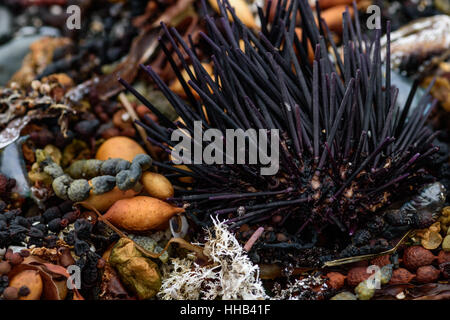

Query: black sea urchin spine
left=121, top=0, right=439, bottom=240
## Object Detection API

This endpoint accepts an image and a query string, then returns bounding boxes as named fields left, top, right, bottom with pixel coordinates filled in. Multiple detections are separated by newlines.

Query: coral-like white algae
left=158, top=219, right=267, bottom=300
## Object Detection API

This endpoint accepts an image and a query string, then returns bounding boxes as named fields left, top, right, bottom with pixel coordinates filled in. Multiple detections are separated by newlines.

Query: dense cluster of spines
left=121, top=0, right=438, bottom=242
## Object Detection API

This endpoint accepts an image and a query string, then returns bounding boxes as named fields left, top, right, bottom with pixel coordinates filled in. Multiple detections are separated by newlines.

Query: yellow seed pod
left=169, top=153, right=194, bottom=184
left=9, top=270, right=43, bottom=300
left=169, top=63, right=214, bottom=99
left=141, top=172, right=174, bottom=200
left=208, top=0, right=256, bottom=29
left=96, top=136, right=147, bottom=162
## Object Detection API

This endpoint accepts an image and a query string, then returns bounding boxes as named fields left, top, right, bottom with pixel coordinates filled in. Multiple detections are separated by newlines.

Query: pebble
left=442, top=235, right=450, bottom=252
left=129, top=235, right=169, bottom=263
left=7, top=246, right=28, bottom=254
left=0, top=261, right=11, bottom=275
left=15, top=26, right=38, bottom=37
left=355, top=280, right=375, bottom=300
left=0, top=34, right=42, bottom=85
left=39, top=26, right=61, bottom=38
left=276, top=233, right=288, bottom=242
left=389, top=72, right=425, bottom=115
left=380, top=264, right=394, bottom=284
left=0, top=6, right=12, bottom=45
left=3, top=286, right=19, bottom=300
left=396, top=292, right=406, bottom=300
left=330, top=291, right=357, bottom=300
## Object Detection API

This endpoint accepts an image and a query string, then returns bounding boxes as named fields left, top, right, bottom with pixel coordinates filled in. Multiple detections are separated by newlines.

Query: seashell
left=170, top=214, right=189, bottom=239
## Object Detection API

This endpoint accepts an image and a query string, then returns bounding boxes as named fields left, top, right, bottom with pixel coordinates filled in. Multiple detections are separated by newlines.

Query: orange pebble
left=370, top=255, right=391, bottom=267
left=346, top=267, right=370, bottom=286
left=326, top=272, right=346, bottom=290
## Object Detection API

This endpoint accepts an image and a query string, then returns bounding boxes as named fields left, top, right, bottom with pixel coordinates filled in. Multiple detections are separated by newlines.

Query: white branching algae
left=272, top=275, right=329, bottom=300
left=158, top=219, right=267, bottom=300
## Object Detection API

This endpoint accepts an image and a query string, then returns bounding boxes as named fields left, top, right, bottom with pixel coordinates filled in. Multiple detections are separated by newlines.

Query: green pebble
left=154, top=246, right=169, bottom=264
left=130, top=235, right=157, bottom=252
left=355, top=280, right=375, bottom=300
left=380, top=264, right=393, bottom=285
left=443, top=235, right=450, bottom=252
left=330, top=291, right=357, bottom=300
left=129, top=235, right=168, bottom=263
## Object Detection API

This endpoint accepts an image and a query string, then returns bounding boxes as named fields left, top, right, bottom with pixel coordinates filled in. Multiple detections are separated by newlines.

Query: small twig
left=118, top=92, right=158, bottom=159
left=323, top=229, right=414, bottom=267
left=244, top=227, right=265, bottom=252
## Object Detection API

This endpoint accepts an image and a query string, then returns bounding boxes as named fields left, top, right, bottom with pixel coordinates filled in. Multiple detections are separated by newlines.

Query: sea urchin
left=120, top=0, right=440, bottom=255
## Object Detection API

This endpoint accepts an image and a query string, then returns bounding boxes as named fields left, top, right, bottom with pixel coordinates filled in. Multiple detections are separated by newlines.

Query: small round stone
left=442, top=235, right=450, bottom=252
left=330, top=291, right=357, bottom=300
left=3, top=286, right=19, bottom=300
left=0, top=261, right=11, bottom=275
left=355, top=280, right=375, bottom=300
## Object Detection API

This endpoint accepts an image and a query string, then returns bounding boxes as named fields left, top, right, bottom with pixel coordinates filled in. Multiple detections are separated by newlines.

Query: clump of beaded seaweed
left=120, top=0, right=440, bottom=263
